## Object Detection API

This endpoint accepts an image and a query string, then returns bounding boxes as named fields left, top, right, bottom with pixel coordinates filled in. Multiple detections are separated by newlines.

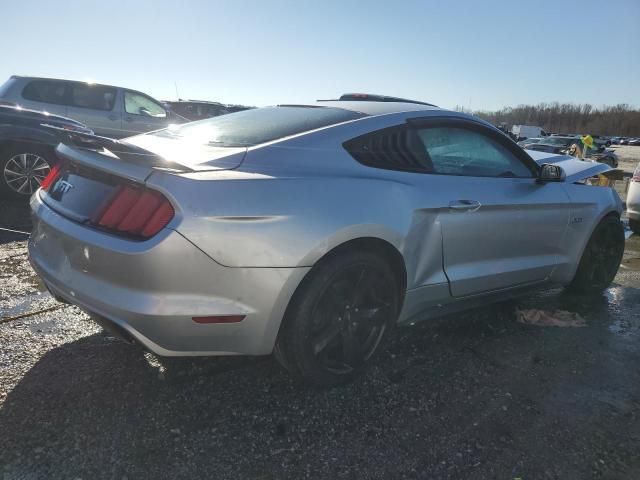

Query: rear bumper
left=28, top=191, right=309, bottom=356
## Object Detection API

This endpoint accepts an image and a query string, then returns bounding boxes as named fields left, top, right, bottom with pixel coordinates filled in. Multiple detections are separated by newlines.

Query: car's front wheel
left=275, top=249, right=400, bottom=387
left=567, top=215, right=625, bottom=293
left=0, top=145, right=53, bottom=199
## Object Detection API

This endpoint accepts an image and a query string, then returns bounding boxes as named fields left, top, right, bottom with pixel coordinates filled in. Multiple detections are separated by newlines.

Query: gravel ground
left=611, top=145, right=640, bottom=174
left=1, top=203, right=640, bottom=479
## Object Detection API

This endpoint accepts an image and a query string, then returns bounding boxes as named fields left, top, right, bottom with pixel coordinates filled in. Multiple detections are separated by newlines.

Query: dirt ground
left=1, top=162, right=639, bottom=479
left=612, top=145, right=640, bottom=175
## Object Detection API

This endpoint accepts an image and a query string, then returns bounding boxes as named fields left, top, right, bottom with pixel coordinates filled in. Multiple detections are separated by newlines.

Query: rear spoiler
left=44, top=125, right=194, bottom=174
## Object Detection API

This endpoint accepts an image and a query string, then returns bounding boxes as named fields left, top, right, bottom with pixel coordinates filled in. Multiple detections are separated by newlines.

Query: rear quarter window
left=22, top=80, right=68, bottom=105
left=343, top=126, right=433, bottom=172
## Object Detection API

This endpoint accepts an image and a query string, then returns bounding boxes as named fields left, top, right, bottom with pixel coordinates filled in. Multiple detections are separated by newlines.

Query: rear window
left=154, top=106, right=365, bottom=147
left=0, top=77, right=17, bottom=97
left=22, top=80, right=67, bottom=105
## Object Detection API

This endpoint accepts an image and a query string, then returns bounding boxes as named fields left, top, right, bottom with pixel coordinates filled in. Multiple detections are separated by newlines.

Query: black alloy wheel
left=569, top=216, right=625, bottom=292
left=309, top=263, right=394, bottom=374
left=275, top=250, right=400, bottom=386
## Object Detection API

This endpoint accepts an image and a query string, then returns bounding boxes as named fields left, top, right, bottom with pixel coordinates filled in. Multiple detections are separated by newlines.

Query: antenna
left=174, top=82, right=180, bottom=101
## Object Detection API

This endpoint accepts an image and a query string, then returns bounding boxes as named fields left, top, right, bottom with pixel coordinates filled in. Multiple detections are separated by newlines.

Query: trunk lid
left=43, top=131, right=246, bottom=224
left=123, top=133, right=247, bottom=172
left=526, top=150, right=612, bottom=183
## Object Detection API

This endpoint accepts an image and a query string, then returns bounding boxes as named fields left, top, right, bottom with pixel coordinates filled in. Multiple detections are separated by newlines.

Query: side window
left=416, top=127, right=533, bottom=178
left=22, top=80, right=67, bottom=105
left=343, top=126, right=434, bottom=172
left=124, top=91, right=166, bottom=118
left=69, top=83, right=116, bottom=111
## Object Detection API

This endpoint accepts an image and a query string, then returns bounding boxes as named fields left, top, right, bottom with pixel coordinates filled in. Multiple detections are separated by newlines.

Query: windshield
left=153, top=106, right=365, bottom=147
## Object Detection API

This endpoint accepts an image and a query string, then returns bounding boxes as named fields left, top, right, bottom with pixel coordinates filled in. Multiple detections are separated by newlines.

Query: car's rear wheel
left=567, top=216, right=625, bottom=293
left=275, top=250, right=400, bottom=387
left=0, top=145, right=52, bottom=199
left=630, top=219, right=640, bottom=235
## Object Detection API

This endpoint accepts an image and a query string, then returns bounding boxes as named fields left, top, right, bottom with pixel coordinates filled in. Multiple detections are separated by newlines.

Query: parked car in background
left=0, top=104, right=92, bottom=198
left=510, top=125, right=547, bottom=141
left=164, top=100, right=252, bottom=121
left=591, top=135, right=611, bottom=147
left=619, top=138, right=630, bottom=145
left=525, top=136, right=618, bottom=167
left=628, top=138, right=640, bottom=146
left=28, top=98, right=624, bottom=386
left=627, top=163, right=640, bottom=234
left=589, top=148, right=619, bottom=168
left=517, top=137, right=542, bottom=148
left=525, top=136, right=581, bottom=154
left=0, top=76, right=186, bottom=138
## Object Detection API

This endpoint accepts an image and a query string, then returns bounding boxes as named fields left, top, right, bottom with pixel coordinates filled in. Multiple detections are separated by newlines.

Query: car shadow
left=1, top=285, right=639, bottom=479
left=0, top=198, right=32, bottom=245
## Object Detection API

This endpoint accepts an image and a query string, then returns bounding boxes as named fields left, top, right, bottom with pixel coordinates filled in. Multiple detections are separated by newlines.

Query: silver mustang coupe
left=28, top=96, right=625, bottom=385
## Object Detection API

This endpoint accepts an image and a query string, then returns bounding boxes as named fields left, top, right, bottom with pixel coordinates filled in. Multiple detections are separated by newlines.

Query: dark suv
left=0, top=105, right=92, bottom=198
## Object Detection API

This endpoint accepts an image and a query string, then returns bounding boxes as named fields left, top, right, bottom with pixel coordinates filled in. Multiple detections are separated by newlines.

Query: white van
left=511, top=125, right=547, bottom=141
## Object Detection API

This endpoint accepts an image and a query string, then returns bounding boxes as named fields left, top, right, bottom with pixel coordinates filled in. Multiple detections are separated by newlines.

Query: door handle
left=449, top=200, right=482, bottom=212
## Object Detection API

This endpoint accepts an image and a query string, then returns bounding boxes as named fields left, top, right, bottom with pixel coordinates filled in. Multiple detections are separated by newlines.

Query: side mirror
left=538, top=164, right=566, bottom=183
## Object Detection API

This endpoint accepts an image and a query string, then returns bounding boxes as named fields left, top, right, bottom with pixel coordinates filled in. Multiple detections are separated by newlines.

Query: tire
left=567, top=216, right=625, bottom=293
left=0, top=144, right=53, bottom=200
left=275, top=249, right=401, bottom=387
left=630, top=219, right=640, bottom=235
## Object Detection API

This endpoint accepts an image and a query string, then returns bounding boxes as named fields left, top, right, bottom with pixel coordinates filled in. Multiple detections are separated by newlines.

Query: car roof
left=11, top=75, right=123, bottom=90
left=309, top=100, right=441, bottom=116
left=165, top=99, right=225, bottom=106
left=9, top=75, right=158, bottom=100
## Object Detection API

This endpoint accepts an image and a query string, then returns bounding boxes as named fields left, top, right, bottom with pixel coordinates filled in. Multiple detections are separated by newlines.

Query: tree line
left=457, top=103, right=640, bottom=137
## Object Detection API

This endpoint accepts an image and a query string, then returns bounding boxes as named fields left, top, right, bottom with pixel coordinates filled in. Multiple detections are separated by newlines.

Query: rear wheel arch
left=278, top=236, right=408, bottom=340
left=274, top=237, right=406, bottom=385
left=315, top=237, right=408, bottom=298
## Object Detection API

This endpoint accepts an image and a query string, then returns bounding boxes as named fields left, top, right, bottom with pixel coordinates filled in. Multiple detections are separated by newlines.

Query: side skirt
left=398, top=279, right=560, bottom=326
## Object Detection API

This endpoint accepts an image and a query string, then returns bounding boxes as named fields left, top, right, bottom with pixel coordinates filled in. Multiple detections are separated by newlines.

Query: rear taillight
left=92, top=184, right=174, bottom=239
left=40, top=163, right=62, bottom=191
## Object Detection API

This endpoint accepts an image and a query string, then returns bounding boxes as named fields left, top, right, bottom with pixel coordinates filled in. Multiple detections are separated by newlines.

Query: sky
left=2, top=0, right=639, bottom=111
